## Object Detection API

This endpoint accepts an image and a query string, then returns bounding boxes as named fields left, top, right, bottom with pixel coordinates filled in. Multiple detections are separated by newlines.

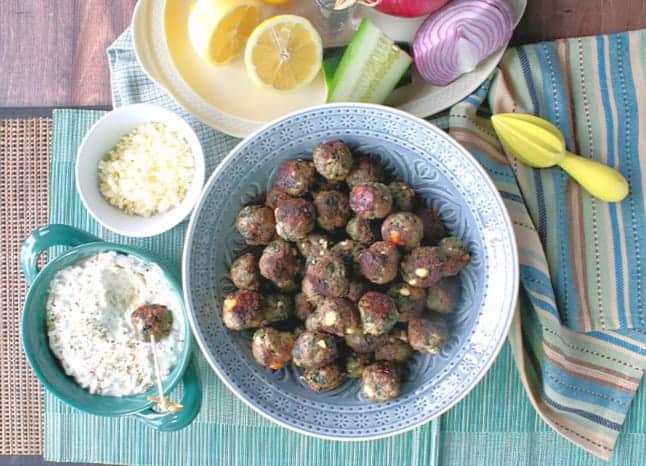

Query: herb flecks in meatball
left=305, top=253, right=349, bottom=298
left=346, top=352, right=373, bottom=378
left=361, top=361, right=401, bottom=402
left=264, top=294, right=294, bottom=324
left=235, top=205, right=275, bottom=246
left=381, top=212, right=423, bottom=249
left=313, top=298, right=361, bottom=336
left=346, top=216, right=377, bottom=244
left=275, top=159, right=316, bottom=196
left=222, top=290, right=265, bottom=330
left=349, top=182, right=393, bottom=219
left=302, top=363, right=344, bottom=392
left=408, top=317, right=448, bottom=354
left=252, top=328, right=296, bottom=370
left=416, top=207, right=448, bottom=245
left=296, top=234, right=330, bottom=259
left=359, top=241, right=400, bottom=285
left=313, top=190, right=351, bottom=231
left=330, top=239, right=364, bottom=264
left=229, top=253, right=260, bottom=291
left=259, top=239, right=302, bottom=290
left=439, top=237, right=471, bottom=276
left=292, top=331, right=338, bottom=369
left=387, top=283, right=425, bottom=322
left=275, top=198, right=315, bottom=241
left=388, top=181, right=416, bottom=211
left=346, top=155, right=384, bottom=187
left=400, top=246, right=444, bottom=288
left=358, top=291, right=399, bottom=336
left=312, top=141, right=354, bottom=181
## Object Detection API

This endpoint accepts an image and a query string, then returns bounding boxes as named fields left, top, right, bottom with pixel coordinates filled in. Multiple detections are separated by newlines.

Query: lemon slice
left=188, top=0, right=261, bottom=66
left=244, top=15, right=323, bottom=92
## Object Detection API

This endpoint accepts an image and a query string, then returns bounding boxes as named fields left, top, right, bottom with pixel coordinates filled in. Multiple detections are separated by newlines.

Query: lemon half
left=244, top=15, right=323, bottom=92
left=188, top=0, right=261, bottom=66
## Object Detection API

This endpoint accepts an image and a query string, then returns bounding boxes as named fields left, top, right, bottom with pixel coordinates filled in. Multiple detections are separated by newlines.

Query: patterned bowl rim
left=182, top=102, right=519, bottom=440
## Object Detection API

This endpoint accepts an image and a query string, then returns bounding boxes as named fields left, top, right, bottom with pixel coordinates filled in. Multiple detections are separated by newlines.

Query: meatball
left=302, top=363, right=344, bottom=392
left=222, top=290, right=265, bottom=330
left=265, top=185, right=293, bottom=209
left=330, top=239, right=364, bottom=264
left=400, top=246, right=444, bottom=288
left=252, top=328, right=296, bottom=370
left=295, top=292, right=315, bottom=320
left=346, top=352, right=373, bottom=378
left=305, top=311, right=323, bottom=331
left=345, top=280, right=365, bottom=302
left=313, top=190, right=351, bottom=231
left=374, top=339, right=413, bottom=363
left=302, top=276, right=326, bottom=306
left=312, top=140, right=354, bottom=181
left=305, top=253, right=349, bottom=298
left=292, top=331, right=338, bottom=369
left=426, top=277, right=460, bottom=313
left=275, top=198, right=315, bottom=241
left=346, top=216, right=377, bottom=244
left=313, top=298, right=361, bottom=336
left=345, top=155, right=384, bottom=187
left=381, top=212, right=424, bottom=249
left=229, top=253, right=261, bottom=291
left=345, top=331, right=387, bottom=353
left=359, top=241, right=400, bottom=285
left=358, top=291, right=399, bottom=336
left=296, top=233, right=330, bottom=259
left=349, top=182, right=393, bottom=219
left=439, top=237, right=471, bottom=276
left=416, top=207, right=447, bottom=244
left=408, top=317, right=448, bottom=354
left=259, top=240, right=302, bottom=290
left=274, top=159, right=316, bottom=196
left=361, top=361, right=401, bottom=402
left=388, top=181, right=416, bottom=211
left=235, top=205, right=275, bottom=246
left=264, top=293, right=293, bottom=323
left=387, top=283, right=425, bottom=321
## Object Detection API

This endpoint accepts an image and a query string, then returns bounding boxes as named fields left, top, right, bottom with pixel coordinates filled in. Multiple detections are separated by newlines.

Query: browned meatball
left=374, top=339, right=413, bottom=363
left=345, top=331, right=387, bottom=353
left=296, top=233, right=330, bottom=259
left=388, top=181, right=416, bottom=211
left=264, top=294, right=293, bottom=323
left=312, top=298, right=361, bottom=336
left=259, top=239, right=302, bottom=290
left=349, top=182, right=393, bottom=219
left=312, top=140, right=354, bottom=181
left=387, top=283, right=425, bottom=321
left=330, top=239, right=364, bottom=264
left=381, top=212, right=424, bottom=249
left=408, top=317, right=448, bottom=354
left=400, top=246, right=444, bottom=288
left=346, top=216, right=377, bottom=244
left=345, top=280, right=365, bottom=302
left=416, top=207, right=448, bottom=244
left=313, top=190, right=351, bottom=231
left=275, top=198, right=315, bottom=241
left=359, top=241, right=400, bottom=285
left=274, top=159, right=316, bottom=196
left=292, top=331, right=338, bottom=369
left=302, top=276, right=326, bottom=306
left=305, top=311, right=323, bottom=331
left=438, top=237, right=471, bottom=276
left=426, top=277, right=460, bottom=313
left=305, top=253, right=349, bottom=298
left=229, top=253, right=261, bottom=291
left=265, top=185, right=293, bottom=209
left=345, top=155, right=384, bottom=187
left=346, top=352, right=373, bottom=378
left=302, top=363, right=344, bottom=392
left=295, top=292, right=315, bottom=320
left=252, top=328, right=296, bottom=370
left=235, top=205, right=275, bottom=246
left=361, top=361, right=401, bottom=402
left=222, top=290, right=265, bottom=330
left=358, top=291, right=399, bottom=335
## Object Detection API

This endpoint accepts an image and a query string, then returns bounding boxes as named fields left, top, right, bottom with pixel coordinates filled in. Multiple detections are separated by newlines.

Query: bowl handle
left=20, top=224, right=100, bottom=285
left=130, top=353, right=202, bottom=432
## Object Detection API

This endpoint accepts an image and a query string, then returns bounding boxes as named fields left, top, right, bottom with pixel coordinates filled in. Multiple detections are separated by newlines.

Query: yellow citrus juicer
left=491, top=113, right=629, bottom=202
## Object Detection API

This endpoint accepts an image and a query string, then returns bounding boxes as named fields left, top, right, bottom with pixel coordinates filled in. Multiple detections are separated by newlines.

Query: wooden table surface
left=1, top=0, right=646, bottom=109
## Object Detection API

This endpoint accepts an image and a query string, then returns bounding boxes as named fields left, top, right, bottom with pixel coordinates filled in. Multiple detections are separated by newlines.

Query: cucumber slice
left=327, top=19, right=412, bottom=104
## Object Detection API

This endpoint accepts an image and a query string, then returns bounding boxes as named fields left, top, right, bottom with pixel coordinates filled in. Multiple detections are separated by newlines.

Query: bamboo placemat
left=0, top=117, right=50, bottom=455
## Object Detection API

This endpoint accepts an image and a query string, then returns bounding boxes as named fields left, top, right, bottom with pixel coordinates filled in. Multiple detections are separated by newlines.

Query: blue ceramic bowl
left=21, top=224, right=202, bottom=431
left=183, top=103, right=518, bottom=439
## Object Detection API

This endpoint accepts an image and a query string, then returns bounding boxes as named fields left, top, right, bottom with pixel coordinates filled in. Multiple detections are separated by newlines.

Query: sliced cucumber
left=327, top=19, right=412, bottom=104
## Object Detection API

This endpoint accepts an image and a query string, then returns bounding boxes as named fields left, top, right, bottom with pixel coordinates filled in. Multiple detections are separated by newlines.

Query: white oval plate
left=132, top=0, right=526, bottom=138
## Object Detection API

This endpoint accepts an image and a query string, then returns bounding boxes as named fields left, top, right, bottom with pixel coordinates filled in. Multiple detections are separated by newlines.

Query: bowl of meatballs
left=183, top=103, right=518, bottom=440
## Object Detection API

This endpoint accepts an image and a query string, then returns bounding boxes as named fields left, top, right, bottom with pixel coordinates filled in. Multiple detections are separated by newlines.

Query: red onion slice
left=413, top=0, right=514, bottom=86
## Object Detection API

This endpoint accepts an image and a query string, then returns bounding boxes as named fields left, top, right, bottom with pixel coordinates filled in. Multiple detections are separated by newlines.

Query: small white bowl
left=76, top=104, right=205, bottom=237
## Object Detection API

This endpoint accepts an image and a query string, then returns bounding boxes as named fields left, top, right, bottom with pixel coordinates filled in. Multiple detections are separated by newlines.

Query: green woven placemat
left=44, top=109, right=440, bottom=466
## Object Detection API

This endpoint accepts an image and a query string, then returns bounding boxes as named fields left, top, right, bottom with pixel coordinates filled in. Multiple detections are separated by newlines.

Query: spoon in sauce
left=131, top=304, right=183, bottom=413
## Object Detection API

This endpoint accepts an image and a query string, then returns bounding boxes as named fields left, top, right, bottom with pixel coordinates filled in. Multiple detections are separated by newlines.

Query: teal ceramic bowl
left=20, top=224, right=202, bottom=431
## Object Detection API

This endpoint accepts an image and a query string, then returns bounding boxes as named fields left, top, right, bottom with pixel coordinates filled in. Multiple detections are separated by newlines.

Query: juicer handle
left=559, top=152, right=629, bottom=203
